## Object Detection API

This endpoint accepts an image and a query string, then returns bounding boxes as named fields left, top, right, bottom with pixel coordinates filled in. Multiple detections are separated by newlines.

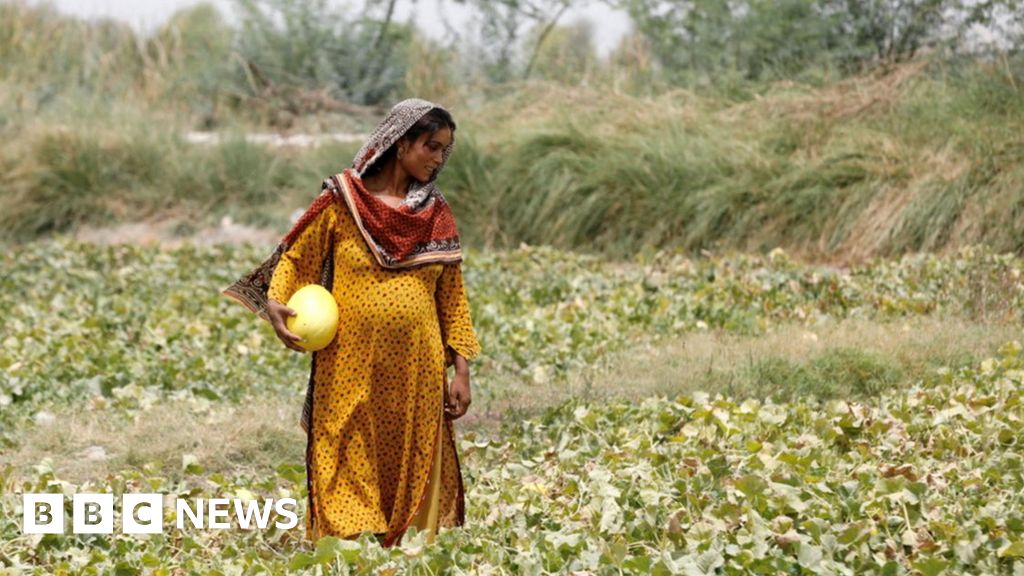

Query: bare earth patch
left=73, top=216, right=279, bottom=248
left=484, top=315, right=1023, bottom=413
left=4, top=394, right=304, bottom=485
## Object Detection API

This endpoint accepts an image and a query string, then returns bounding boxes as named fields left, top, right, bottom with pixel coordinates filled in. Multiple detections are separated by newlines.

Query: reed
left=2, top=2, right=1023, bottom=261
left=442, top=64, right=1024, bottom=261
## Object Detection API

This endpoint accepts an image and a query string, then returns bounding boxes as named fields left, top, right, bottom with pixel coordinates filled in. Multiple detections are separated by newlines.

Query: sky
left=37, top=0, right=633, bottom=56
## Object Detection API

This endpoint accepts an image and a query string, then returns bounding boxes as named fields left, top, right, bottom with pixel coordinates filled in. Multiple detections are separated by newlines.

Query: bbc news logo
left=22, top=493, right=299, bottom=534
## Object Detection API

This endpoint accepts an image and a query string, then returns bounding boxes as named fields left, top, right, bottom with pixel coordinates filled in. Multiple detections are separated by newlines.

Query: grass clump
left=575, top=315, right=1020, bottom=415
left=3, top=127, right=174, bottom=236
left=0, top=116, right=363, bottom=239
left=441, top=63, right=1024, bottom=261
left=748, top=347, right=903, bottom=402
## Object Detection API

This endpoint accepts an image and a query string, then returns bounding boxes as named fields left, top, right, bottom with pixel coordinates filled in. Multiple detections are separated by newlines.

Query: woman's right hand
left=267, top=299, right=306, bottom=352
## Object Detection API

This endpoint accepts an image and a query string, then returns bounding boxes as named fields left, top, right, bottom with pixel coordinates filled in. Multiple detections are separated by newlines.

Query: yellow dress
left=267, top=195, right=481, bottom=544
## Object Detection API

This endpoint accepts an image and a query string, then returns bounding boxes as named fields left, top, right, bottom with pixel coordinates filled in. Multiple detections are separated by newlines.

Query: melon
left=285, top=285, right=339, bottom=351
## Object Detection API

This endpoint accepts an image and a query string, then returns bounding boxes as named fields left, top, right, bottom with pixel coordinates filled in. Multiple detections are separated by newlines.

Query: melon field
left=3, top=1, right=1024, bottom=574
left=2, top=241, right=1024, bottom=574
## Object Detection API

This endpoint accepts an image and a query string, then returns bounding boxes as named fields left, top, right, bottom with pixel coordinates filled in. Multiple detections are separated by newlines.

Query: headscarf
left=223, top=98, right=463, bottom=319
left=351, top=97, right=455, bottom=210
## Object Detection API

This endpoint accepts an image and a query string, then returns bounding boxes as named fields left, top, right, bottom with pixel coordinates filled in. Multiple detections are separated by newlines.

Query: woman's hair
left=362, top=107, right=456, bottom=180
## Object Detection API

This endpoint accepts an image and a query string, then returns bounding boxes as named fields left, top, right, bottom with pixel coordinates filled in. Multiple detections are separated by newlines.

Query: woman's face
left=399, top=127, right=452, bottom=183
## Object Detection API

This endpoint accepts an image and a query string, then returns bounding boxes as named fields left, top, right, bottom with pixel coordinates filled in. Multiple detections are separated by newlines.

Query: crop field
left=3, top=1, right=1024, bottom=573
left=2, top=241, right=1024, bottom=574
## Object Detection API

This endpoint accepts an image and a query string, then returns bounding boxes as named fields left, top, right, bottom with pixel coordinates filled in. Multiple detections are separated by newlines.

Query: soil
left=73, top=216, right=280, bottom=248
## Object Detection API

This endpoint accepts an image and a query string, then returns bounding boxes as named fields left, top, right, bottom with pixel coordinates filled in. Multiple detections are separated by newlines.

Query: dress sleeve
left=436, top=263, right=482, bottom=366
left=268, top=200, right=336, bottom=306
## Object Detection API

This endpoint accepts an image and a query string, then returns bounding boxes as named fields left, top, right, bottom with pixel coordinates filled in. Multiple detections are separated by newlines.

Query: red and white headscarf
left=351, top=97, right=456, bottom=210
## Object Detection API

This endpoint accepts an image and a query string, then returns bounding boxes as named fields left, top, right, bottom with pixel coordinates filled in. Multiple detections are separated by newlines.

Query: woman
left=223, top=98, right=480, bottom=546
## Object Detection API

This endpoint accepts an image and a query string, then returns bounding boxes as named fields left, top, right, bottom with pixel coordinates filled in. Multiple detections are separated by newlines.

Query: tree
left=452, top=0, right=585, bottom=82
left=528, top=20, right=599, bottom=83
left=618, top=0, right=1023, bottom=85
left=232, top=0, right=415, bottom=106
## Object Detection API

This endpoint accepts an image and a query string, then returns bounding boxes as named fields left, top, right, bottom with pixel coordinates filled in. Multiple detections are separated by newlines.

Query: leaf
left=679, top=549, right=725, bottom=576
left=182, top=453, right=203, bottom=475
left=695, top=550, right=724, bottom=572
left=913, top=557, right=949, bottom=576
left=288, top=552, right=316, bottom=570
left=902, top=528, right=920, bottom=548
left=735, top=474, right=767, bottom=498
left=1001, top=542, right=1024, bottom=558
left=276, top=463, right=306, bottom=484
left=798, top=543, right=823, bottom=570
left=599, top=498, right=624, bottom=534
left=770, top=482, right=808, bottom=513
left=312, top=536, right=362, bottom=564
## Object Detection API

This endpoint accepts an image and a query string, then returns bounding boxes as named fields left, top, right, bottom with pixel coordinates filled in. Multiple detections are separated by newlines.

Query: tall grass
left=0, top=109, right=362, bottom=238
left=440, top=63, right=1024, bottom=260
left=0, top=3, right=144, bottom=94
left=2, top=3, right=1023, bottom=260
left=3, top=62, right=1024, bottom=261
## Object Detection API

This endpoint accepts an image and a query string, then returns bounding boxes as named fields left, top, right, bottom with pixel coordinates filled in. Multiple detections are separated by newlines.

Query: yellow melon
left=285, top=285, right=338, bottom=351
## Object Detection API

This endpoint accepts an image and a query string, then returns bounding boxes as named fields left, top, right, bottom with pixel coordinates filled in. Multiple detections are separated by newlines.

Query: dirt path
left=73, top=216, right=280, bottom=247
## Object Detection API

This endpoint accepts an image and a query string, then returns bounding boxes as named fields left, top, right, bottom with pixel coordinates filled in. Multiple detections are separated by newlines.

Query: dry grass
left=738, top=60, right=930, bottom=124
left=839, top=183, right=919, bottom=263
left=2, top=394, right=305, bottom=485
left=487, top=316, right=1024, bottom=412
left=3, top=392, right=504, bottom=486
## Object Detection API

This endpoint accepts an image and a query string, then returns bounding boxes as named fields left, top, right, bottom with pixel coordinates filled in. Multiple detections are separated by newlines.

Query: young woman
left=224, top=99, right=480, bottom=546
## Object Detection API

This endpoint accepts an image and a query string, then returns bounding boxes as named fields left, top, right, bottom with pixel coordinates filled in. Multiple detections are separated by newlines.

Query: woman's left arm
left=436, top=263, right=481, bottom=419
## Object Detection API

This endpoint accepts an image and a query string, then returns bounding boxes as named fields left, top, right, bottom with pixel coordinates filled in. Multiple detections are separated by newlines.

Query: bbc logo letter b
left=73, top=494, right=114, bottom=534
left=23, top=494, right=65, bottom=534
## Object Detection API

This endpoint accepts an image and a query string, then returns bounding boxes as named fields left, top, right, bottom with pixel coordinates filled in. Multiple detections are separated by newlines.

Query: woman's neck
left=363, top=160, right=411, bottom=198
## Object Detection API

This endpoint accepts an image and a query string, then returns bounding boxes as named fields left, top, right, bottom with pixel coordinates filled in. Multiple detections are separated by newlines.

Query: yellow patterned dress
left=267, top=196, right=480, bottom=544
